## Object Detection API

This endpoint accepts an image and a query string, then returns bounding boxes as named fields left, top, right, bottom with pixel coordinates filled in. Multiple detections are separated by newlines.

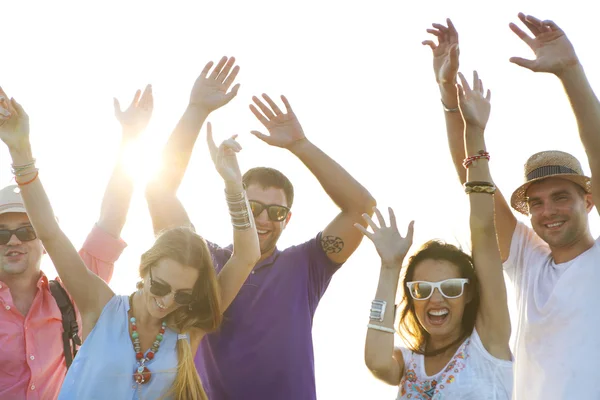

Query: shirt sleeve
left=307, top=232, right=344, bottom=312
left=78, top=224, right=127, bottom=284
left=205, top=240, right=233, bottom=274
left=502, top=221, right=550, bottom=298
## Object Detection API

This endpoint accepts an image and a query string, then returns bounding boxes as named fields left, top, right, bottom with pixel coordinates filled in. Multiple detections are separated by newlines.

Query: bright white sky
left=2, top=0, right=599, bottom=398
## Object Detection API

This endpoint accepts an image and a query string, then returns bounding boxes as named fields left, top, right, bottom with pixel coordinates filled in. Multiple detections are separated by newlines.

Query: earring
left=136, top=281, right=144, bottom=290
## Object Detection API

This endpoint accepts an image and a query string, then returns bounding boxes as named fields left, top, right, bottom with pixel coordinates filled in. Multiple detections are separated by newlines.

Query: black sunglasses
left=249, top=200, right=290, bottom=222
left=0, top=226, right=37, bottom=245
left=149, top=268, right=194, bottom=306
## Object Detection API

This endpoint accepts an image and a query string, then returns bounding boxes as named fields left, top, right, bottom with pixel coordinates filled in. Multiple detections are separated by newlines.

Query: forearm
left=216, top=181, right=260, bottom=310
left=441, top=83, right=467, bottom=184
left=560, top=63, right=600, bottom=167
left=154, top=105, right=210, bottom=192
left=289, top=138, right=376, bottom=213
left=464, top=126, right=494, bottom=229
left=97, top=137, right=134, bottom=238
left=365, top=262, right=402, bottom=372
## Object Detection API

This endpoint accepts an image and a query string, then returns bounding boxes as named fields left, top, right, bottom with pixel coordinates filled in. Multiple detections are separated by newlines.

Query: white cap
left=0, top=185, right=27, bottom=215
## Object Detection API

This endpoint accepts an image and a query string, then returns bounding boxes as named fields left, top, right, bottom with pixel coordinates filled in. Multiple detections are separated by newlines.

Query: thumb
left=250, top=130, right=272, bottom=144
left=223, top=83, right=241, bottom=105
left=509, top=57, right=537, bottom=71
left=450, top=44, right=459, bottom=68
left=406, top=220, right=415, bottom=241
left=113, top=98, right=122, bottom=116
left=10, top=98, right=26, bottom=118
left=206, top=122, right=218, bottom=160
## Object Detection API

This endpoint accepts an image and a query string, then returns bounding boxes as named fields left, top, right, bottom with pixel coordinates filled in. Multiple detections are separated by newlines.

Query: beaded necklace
left=128, top=292, right=167, bottom=384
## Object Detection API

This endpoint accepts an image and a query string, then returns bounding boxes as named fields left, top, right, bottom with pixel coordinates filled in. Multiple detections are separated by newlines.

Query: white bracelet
left=367, top=324, right=395, bottom=334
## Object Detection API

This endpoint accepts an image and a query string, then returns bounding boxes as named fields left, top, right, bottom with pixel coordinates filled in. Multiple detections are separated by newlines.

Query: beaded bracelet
left=441, top=99, right=459, bottom=113
left=465, top=185, right=496, bottom=194
left=463, top=150, right=490, bottom=168
left=367, top=324, right=395, bottom=334
left=17, top=171, right=39, bottom=187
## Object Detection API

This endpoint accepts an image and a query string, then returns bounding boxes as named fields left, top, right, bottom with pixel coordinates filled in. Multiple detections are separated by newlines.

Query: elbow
left=469, top=214, right=496, bottom=234
left=364, top=353, right=391, bottom=376
left=360, top=193, right=377, bottom=216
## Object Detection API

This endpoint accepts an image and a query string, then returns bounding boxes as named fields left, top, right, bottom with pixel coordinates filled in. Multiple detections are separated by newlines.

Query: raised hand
left=249, top=94, right=305, bottom=149
left=457, top=71, right=491, bottom=131
left=189, top=56, right=240, bottom=113
left=509, top=13, right=579, bottom=76
left=0, top=87, right=30, bottom=151
left=113, top=84, right=154, bottom=139
left=423, top=18, right=460, bottom=85
left=355, top=207, right=415, bottom=265
left=206, top=122, right=242, bottom=185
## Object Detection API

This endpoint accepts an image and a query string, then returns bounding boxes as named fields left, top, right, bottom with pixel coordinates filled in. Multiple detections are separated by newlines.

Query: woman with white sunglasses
left=356, top=71, right=512, bottom=399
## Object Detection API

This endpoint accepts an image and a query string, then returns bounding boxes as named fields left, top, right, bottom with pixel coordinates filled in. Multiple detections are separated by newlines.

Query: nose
left=430, top=288, right=444, bottom=302
left=254, top=209, right=269, bottom=224
left=540, top=201, right=558, bottom=219
left=161, top=292, right=175, bottom=307
left=6, top=233, right=23, bottom=246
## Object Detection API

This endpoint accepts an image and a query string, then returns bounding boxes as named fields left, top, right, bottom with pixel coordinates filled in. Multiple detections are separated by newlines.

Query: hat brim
left=0, top=205, right=27, bottom=215
left=510, top=174, right=592, bottom=215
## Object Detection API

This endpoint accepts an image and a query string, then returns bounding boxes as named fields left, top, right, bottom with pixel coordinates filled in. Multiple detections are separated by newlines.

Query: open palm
left=423, top=19, right=459, bottom=84
left=0, top=89, right=29, bottom=150
left=190, top=56, right=240, bottom=112
left=249, top=94, right=305, bottom=149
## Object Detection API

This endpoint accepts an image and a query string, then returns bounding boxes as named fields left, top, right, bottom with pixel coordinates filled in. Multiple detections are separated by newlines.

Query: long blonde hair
left=139, top=227, right=221, bottom=400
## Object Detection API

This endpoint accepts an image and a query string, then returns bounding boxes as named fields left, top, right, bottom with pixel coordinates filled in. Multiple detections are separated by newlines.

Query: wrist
left=9, top=145, right=34, bottom=163
left=380, top=258, right=404, bottom=271
left=286, top=137, right=310, bottom=154
left=557, top=61, right=584, bottom=82
left=224, top=180, right=244, bottom=193
left=186, top=103, right=211, bottom=119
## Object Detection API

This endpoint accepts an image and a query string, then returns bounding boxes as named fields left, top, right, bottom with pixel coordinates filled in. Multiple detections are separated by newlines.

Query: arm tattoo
left=321, top=235, right=344, bottom=254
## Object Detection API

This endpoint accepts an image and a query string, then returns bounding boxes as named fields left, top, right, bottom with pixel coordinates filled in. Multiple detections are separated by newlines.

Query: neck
left=131, top=291, right=162, bottom=328
left=550, top=230, right=595, bottom=264
left=426, top=329, right=465, bottom=356
left=257, top=246, right=276, bottom=264
left=0, top=269, right=42, bottom=315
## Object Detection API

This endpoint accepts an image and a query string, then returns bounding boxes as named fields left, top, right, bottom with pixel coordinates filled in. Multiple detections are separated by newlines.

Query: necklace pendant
left=134, top=366, right=152, bottom=384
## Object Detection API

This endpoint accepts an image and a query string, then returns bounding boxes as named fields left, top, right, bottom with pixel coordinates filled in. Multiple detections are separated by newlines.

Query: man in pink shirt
left=0, top=84, right=153, bottom=399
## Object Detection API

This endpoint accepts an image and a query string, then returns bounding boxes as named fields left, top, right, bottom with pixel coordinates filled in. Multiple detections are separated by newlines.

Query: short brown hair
left=242, top=167, right=294, bottom=208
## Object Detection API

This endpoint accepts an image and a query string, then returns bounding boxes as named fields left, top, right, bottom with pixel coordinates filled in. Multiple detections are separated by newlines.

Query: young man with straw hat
left=426, top=13, right=600, bottom=400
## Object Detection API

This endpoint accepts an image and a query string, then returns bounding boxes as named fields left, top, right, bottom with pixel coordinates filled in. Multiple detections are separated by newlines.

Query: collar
left=253, top=247, right=281, bottom=272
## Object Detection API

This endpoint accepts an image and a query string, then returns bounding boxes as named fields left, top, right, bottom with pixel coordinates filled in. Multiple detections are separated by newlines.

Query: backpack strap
left=49, top=280, right=82, bottom=368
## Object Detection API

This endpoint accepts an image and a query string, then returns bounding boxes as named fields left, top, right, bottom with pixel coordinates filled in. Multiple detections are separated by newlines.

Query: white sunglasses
left=406, top=278, right=469, bottom=300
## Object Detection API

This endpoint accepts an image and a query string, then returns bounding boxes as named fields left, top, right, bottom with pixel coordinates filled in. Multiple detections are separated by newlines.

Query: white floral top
left=397, top=329, right=512, bottom=400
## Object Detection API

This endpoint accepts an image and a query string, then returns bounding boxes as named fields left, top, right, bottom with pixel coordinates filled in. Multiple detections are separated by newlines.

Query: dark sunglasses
left=149, top=268, right=194, bottom=306
left=0, top=226, right=37, bottom=245
left=406, top=278, right=469, bottom=300
left=249, top=200, right=290, bottom=222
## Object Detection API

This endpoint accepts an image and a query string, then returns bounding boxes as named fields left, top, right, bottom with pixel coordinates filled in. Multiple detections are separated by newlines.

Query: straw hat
left=511, top=150, right=592, bottom=215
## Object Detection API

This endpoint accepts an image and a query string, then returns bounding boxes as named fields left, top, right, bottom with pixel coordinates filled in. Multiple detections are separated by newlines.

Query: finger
left=252, top=96, right=275, bottom=120
left=281, top=95, right=294, bottom=114
left=249, top=104, right=270, bottom=126
left=422, top=40, right=437, bottom=51
left=472, top=71, right=480, bottom=92
left=426, top=28, right=443, bottom=37
left=140, top=84, right=153, bottom=108
left=509, top=56, right=537, bottom=71
left=250, top=130, right=273, bottom=145
left=456, top=83, right=466, bottom=103
left=457, top=72, right=470, bottom=92
left=517, top=13, right=542, bottom=35
left=206, top=122, right=219, bottom=161
left=405, top=220, right=415, bottom=242
left=509, top=22, right=535, bottom=47
left=10, top=98, right=26, bottom=118
left=113, top=97, right=122, bottom=115
left=542, top=19, right=561, bottom=31
left=486, top=89, right=491, bottom=101
left=447, top=18, right=459, bottom=39
left=388, top=207, right=397, bottom=230
left=353, top=223, right=374, bottom=240
left=208, top=56, right=228, bottom=80
left=262, top=94, right=283, bottom=115
left=223, top=83, right=241, bottom=105
left=199, top=61, right=214, bottom=79
left=222, top=65, right=240, bottom=89
left=373, top=207, right=386, bottom=228
left=522, top=13, right=544, bottom=27
left=431, top=23, right=449, bottom=32
left=361, top=213, right=380, bottom=231
left=0, top=106, right=10, bottom=117
left=0, top=86, right=8, bottom=101
left=216, top=57, right=236, bottom=83
left=130, top=89, right=142, bottom=108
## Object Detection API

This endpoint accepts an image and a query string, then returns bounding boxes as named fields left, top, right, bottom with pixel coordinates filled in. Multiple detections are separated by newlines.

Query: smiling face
left=410, top=259, right=470, bottom=342
left=526, top=177, right=593, bottom=249
left=246, top=184, right=292, bottom=258
left=0, top=212, right=44, bottom=280
left=142, top=257, right=199, bottom=319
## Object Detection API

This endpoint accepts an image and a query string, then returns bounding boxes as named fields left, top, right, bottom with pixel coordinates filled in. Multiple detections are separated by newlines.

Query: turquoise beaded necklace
left=128, top=291, right=167, bottom=384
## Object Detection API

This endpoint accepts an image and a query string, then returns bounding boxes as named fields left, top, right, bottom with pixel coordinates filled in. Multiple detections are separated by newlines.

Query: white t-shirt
left=504, top=222, right=600, bottom=399
left=397, top=329, right=512, bottom=399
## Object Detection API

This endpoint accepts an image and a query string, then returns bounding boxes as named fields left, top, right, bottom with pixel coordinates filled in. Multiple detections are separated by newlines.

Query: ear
left=282, top=210, right=292, bottom=229
left=584, top=193, right=594, bottom=213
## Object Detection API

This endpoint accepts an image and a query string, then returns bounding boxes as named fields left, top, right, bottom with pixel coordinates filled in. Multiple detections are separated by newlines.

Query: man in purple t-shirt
left=144, top=57, right=376, bottom=399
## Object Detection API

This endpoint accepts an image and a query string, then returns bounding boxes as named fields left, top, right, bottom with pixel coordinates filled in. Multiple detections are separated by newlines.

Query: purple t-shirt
left=195, top=232, right=342, bottom=400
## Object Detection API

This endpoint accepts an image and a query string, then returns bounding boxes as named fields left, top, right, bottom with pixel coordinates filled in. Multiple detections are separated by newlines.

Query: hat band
left=526, top=165, right=579, bottom=181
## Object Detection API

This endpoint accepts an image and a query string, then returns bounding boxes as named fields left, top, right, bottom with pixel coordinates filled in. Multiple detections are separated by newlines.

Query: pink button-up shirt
left=0, top=224, right=127, bottom=400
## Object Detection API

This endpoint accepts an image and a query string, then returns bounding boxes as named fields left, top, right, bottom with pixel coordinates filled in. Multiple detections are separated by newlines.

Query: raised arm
left=145, top=57, right=240, bottom=234
left=355, top=208, right=414, bottom=386
left=97, top=85, right=153, bottom=237
left=424, top=20, right=516, bottom=261
left=0, top=93, right=113, bottom=329
left=509, top=13, right=600, bottom=213
left=250, top=94, right=376, bottom=264
left=457, top=72, right=511, bottom=360
left=206, top=123, right=260, bottom=310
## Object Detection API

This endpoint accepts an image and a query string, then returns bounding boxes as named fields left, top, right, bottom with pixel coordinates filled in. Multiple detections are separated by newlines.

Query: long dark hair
left=397, top=240, right=479, bottom=356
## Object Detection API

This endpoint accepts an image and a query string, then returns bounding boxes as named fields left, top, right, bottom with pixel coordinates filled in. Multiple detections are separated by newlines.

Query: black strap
left=49, top=280, right=82, bottom=368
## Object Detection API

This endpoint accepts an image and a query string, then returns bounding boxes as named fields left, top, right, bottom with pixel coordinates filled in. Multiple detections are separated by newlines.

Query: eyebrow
left=527, top=189, right=571, bottom=202
left=0, top=223, right=32, bottom=229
